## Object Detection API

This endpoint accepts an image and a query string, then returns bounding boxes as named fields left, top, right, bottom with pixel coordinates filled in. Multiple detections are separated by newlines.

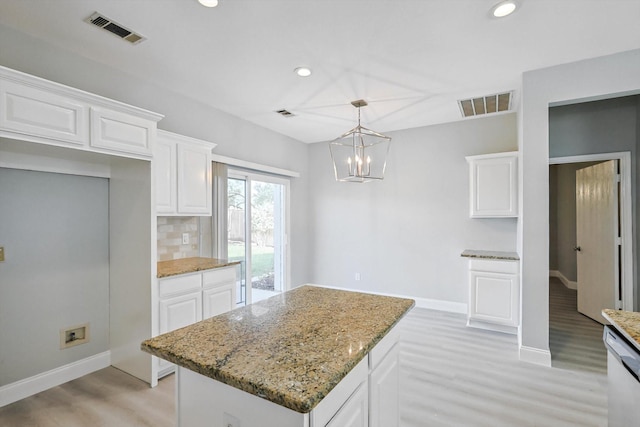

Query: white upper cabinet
left=155, top=130, right=216, bottom=216
left=0, top=66, right=162, bottom=159
left=90, top=107, right=155, bottom=157
left=466, top=151, right=518, bottom=218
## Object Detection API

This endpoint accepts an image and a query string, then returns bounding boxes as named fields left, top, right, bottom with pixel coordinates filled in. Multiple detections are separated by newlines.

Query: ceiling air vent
left=275, top=109, right=295, bottom=117
left=458, top=92, right=512, bottom=118
left=85, top=12, right=146, bottom=45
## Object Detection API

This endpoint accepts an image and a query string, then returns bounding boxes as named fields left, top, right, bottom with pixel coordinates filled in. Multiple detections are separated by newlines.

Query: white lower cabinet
left=326, top=382, right=368, bottom=427
left=369, top=341, right=400, bottom=427
left=467, top=258, right=519, bottom=334
left=156, top=266, right=236, bottom=377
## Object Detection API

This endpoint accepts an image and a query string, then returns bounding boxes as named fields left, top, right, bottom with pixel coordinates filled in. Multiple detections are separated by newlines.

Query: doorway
left=227, top=170, right=289, bottom=305
left=549, top=152, right=633, bottom=314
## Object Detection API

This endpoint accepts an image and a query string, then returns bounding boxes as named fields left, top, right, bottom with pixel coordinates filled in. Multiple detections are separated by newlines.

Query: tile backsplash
left=157, top=216, right=200, bottom=261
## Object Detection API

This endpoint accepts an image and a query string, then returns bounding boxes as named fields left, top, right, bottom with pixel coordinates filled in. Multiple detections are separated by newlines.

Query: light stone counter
left=602, top=309, right=640, bottom=352
left=141, top=285, right=414, bottom=413
left=461, top=249, right=520, bottom=261
left=157, top=256, right=240, bottom=278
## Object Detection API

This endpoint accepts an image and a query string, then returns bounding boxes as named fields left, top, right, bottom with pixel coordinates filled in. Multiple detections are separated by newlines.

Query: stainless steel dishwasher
left=603, top=325, right=640, bottom=427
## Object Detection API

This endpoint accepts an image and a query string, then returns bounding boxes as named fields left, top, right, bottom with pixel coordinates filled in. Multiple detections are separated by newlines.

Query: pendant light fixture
left=329, top=100, right=391, bottom=183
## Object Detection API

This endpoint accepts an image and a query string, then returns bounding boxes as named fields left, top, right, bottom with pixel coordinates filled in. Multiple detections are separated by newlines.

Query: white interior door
left=575, top=160, right=618, bottom=324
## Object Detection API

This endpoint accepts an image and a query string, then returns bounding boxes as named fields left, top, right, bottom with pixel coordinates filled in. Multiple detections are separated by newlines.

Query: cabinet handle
left=573, top=246, right=581, bottom=252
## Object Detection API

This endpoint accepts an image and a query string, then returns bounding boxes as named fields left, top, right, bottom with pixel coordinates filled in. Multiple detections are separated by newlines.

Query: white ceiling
left=0, top=0, right=639, bottom=143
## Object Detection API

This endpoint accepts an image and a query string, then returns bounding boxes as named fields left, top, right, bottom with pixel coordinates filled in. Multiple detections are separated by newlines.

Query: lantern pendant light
left=329, top=100, right=391, bottom=183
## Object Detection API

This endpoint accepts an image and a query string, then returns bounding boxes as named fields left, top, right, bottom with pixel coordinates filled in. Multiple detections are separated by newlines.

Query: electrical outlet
left=355, top=272, right=361, bottom=281
left=223, top=413, right=241, bottom=427
left=182, top=233, right=189, bottom=245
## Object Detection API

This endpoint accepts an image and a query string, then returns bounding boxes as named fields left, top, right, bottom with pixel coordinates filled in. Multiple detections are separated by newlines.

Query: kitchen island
left=141, top=285, right=414, bottom=427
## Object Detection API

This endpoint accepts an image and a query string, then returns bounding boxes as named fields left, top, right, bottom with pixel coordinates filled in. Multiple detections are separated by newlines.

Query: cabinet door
left=0, top=79, right=88, bottom=145
left=325, top=382, right=368, bottom=427
left=203, top=283, right=235, bottom=320
left=469, top=271, right=518, bottom=326
left=159, top=291, right=203, bottom=334
left=469, top=155, right=517, bottom=217
left=90, top=107, right=154, bottom=158
left=154, top=136, right=177, bottom=214
left=177, top=143, right=211, bottom=215
left=369, top=342, right=400, bottom=427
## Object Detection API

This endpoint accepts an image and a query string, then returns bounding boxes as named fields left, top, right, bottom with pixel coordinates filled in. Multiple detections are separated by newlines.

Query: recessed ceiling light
left=294, top=67, right=312, bottom=77
left=491, top=1, right=517, bottom=18
left=198, top=0, right=218, bottom=7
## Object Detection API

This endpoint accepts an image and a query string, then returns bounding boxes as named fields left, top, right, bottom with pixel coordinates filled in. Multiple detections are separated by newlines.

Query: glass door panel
left=227, top=172, right=288, bottom=305
left=227, top=177, right=247, bottom=305
left=250, top=180, right=285, bottom=303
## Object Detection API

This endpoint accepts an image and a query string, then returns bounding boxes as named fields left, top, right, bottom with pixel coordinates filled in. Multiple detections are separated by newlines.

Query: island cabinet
left=466, top=151, right=518, bottom=218
left=141, top=285, right=414, bottom=427
left=462, top=250, right=520, bottom=335
left=155, top=130, right=216, bottom=216
left=0, top=65, right=161, bottom=160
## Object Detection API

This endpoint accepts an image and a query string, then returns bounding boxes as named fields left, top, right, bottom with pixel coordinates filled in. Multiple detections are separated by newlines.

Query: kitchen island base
left=176, top=327, right=399, bottom=427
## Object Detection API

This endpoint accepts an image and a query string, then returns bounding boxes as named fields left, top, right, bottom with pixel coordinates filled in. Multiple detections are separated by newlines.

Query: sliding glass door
left=227, top=170, right=289, bottom=305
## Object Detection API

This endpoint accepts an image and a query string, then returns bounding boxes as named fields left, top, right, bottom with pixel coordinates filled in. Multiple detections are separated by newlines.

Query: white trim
left=549, top=270, right=577, bottom=290
left=549, top=151, right=633, bottom=311
left=304, top=283, right=468, bottom=314
left=211, top=154, right=300, bottom=178
left=519, top=345, right=552, bottom=367
left=0, top=351, right=111, bottom=408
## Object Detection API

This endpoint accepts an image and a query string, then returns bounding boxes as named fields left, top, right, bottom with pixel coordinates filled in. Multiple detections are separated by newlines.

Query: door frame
left=549, top=151, right=633, bottom=311
left=227, top=169, right=291, bottom=305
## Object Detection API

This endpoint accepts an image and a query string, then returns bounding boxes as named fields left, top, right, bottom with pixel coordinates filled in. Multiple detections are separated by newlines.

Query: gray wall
left=307, top=113, right=518, bottom=304
left=0, top=169, right=109, bottom=386
left=520, top=48, right=640, bottom=358
left=0, top=23, right=311, bottom=287
left=549, top=96, right=638, bottom=286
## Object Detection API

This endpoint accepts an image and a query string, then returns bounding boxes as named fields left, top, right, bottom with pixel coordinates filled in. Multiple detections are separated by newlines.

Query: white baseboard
left=0, top=351, right=111, bottom=408
left=304, top=283, right=467, bottom=314
left=549, top=270, right=577, bottom=290
left=519, top=345, right=552, bottom=367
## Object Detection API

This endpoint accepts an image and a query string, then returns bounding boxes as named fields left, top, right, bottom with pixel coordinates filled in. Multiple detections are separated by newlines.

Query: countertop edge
left=460, top=249, right=520, bottom=261
left=157, top=257, right=241, bottom=278
left=602, top=309, right=640, bottom=353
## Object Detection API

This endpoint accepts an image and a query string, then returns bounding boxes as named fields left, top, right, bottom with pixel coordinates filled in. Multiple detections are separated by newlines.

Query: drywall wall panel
left=0, top=168, right=109, bottom=386
left=307, top=113, right=517, bottom=304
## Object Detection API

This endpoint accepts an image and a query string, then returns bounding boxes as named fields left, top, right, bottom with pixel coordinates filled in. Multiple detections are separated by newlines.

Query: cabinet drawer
left=469, top=259, right=518, bottom=274
left=159, top=274, right=202, bottom=298
left=90, top=107, right=154, bottom=157
left=0, top=79, right=88, bottom=145
left=202, top=267, right=236, bottom=289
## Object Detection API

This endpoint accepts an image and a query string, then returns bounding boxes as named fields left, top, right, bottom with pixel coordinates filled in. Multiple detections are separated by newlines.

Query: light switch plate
left=0, top=246, right=4, bottom=262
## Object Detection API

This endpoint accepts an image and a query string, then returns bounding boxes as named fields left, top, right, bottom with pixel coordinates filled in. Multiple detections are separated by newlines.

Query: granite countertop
left=141, top=285, right=414, bottom=413
left=157, top=257, right=240, bottom=278
left=602, top=309, right=640, bottom=352
left=461, top=249, right=520, bottom=261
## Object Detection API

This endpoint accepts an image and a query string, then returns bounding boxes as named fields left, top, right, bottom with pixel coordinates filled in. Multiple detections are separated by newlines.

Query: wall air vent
left=458, top=92, right=512, bottom=118
left=275, top=109, right=295, bottom=117
left=85, top=12, right=146, bottom=45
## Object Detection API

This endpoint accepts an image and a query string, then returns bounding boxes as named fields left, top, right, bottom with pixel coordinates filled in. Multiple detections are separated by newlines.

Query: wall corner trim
left=519, top=345, right=552, bottom=367
left=0, top=351, right=111, bottom=408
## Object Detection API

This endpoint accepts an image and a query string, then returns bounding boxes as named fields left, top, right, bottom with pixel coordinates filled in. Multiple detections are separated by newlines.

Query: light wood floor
left=1, top=282, right=607, bottom=426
